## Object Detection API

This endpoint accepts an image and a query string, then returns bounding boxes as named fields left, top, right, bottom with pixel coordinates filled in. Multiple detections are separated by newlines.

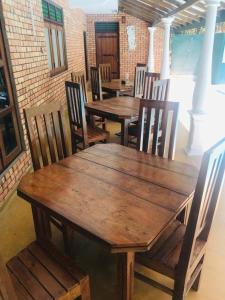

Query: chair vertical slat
left=52, top=110, right=64, bottom=161
left=137, top=106, right=145, bottom=152
left=35, top=115, right=49, bottom=167
left=43, top=113, right=57, bottom=164
left=24, top=109, right=41, bottom=171
left=168, top=104, right=179, bottom=160
left=159, top=105, right=169, bottom=158
left=137, top=99, right=179, bottom=160
left=90, top=67, right=103, bottom=101
left=152, top=107, right=160, bottom=156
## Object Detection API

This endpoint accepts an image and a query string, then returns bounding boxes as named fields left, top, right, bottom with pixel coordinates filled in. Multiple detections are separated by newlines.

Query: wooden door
left=96, top=31, right=119, bottom=79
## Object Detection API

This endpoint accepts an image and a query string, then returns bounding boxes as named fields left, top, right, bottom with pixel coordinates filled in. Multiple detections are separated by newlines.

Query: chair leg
left=62, top=224, right=73, bottom=255
left=80, top=276, right=91, bottom=300
left=173, top=282, right=185, bottom=300
left=192, top=270, right=202, bottom=292
left=172, top=292, right=185, bottom=300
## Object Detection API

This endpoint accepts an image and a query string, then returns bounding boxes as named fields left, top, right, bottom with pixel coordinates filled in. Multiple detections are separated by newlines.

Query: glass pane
left=0, top=113, right=17, bottom=155
left=44, top=27, right=52, bottom=69
left=56, top=7, right=63, bottom=23
left=42, top=0, right=49, bottom=19
left=58, top=30, right=65, bottom=67
left=49, top=3, right=56, bottom=21
left=0, top=67, right=10, bottom=110
left=52, top=28, right=59, bottom=68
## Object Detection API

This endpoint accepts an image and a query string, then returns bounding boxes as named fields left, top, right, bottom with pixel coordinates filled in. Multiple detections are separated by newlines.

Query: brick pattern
left=86, top=13, right=163, bottom=80
left=0, top=0, right=87, bottom=205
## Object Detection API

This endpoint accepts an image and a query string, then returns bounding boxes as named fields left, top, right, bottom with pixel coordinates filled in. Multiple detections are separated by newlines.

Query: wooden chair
left=99, top=63, right=112, bottom=82
left=24, top=101, right=72, bottom=251
left=90, top=66, right=103, bottom=101
left=71, top=71, right=88, bottom=103
left=143, top=72, right=160, bottom=99
left=136, top=99, right=179, bottom=160
left=152, top=79, right=170, bottom=101
left=136, top=137, right=225, bottom=300
left=133, top=65, right=147, bottom=98
left=65, top=81, right=109, bottom=150
left=1, top=241, right=91, bottom=300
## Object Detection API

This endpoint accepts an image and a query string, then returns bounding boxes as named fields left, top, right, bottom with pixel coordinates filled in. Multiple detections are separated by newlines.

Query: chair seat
left=7, top=241, right=90, bottom=300
left=102, top=91, right=114, bottom=99
left=136, top=220, right=206, bottom=279
left=75, top=125, right=109, bottom=144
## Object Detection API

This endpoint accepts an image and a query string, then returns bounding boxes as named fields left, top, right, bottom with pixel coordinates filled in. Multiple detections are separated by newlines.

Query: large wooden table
left=102, top=79, right=133, bottom=97
left=17, top=144, right=198, bottom=300
left=86, top=97, right=140, bottom=146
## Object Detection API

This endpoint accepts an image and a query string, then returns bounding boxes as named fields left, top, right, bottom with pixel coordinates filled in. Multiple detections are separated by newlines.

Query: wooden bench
left=1, top=241, right=91, bottom=300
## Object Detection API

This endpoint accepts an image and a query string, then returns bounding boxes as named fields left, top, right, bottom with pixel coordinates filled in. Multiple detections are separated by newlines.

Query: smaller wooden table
left=102, top=79, right=133, bottom=97
left=85, top=97, right=139, bottom=146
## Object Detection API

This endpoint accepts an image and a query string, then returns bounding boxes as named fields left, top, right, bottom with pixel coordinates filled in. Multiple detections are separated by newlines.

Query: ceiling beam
left=153, top=0, right=202, bottom=26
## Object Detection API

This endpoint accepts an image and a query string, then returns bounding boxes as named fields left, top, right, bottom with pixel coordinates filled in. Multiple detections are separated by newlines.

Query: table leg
left=32, top=206, right=51, bottom=241
left=117, top=252, right=135, bottom=300
left=121, top=119, right=129, bottom=146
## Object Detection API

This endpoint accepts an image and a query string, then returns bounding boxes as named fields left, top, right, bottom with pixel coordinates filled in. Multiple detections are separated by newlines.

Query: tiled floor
left=0, top=121, right=224, bottom=300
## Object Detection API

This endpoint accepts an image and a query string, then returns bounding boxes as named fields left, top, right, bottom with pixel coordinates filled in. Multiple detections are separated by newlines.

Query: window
left=0, top=25, right=22, bottom=173
left=42, top=0, right=67, bottom=76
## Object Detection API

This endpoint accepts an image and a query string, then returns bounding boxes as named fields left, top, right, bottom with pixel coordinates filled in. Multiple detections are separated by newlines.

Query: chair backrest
left=90, top=66, right=103, bottom=101
left=152, top=79, right=170, bottom=101
left=24, top=101, right=72, bottom=171
left=65, top=81, right=88, bottom=147
left=177, top=138, right=225, bottom=286
left=134, top=66, right=147, bottom=98
left=143, top=72, right=160, bottom=100
left=71, top=71, right=88, bottom=103
left=137, top=99, right=179, bottom=160
left=99, top=63, right=112, bottom=82
left=0, top=254, right=18, bottom=300
left=136, top=63, right=147, bottom=67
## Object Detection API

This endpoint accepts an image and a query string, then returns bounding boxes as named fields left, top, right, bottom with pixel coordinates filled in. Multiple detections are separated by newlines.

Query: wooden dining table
left=17, top=143, right=198, bottom=300
left=86, top=96, right=140, bottom=146
left=102, top=79, right=133, bottom=97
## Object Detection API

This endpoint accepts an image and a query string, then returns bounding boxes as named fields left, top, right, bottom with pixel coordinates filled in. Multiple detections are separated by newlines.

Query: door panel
left=96, top=32, right=119, bottom=79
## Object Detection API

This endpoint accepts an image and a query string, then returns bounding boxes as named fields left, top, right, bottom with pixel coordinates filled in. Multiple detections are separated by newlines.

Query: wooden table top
left=18, top=144, right=198, bottom=253
left=102, top=79, right=133, bottom=93
left=85, top=97, right=140, bottom=120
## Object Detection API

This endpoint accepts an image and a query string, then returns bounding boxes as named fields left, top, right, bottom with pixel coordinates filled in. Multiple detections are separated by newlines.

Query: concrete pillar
left=186, top=0, right=220, bottom=155
left=147, top=27, right=156, bottom=72
left=160, top=17, right=174, bottom=79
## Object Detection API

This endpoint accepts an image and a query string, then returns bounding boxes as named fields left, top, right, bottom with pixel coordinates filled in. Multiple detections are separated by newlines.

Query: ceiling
left=118, top=0, right=225, bottom=28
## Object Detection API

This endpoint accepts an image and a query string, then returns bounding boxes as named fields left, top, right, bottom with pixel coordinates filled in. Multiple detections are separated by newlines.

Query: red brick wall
left=86, top=13, right=163, bottom=80
left=0, top=0, right=87, bottom=205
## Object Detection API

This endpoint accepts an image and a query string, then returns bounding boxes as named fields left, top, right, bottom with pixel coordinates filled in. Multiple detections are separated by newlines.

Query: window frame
left=0, top=21, right=23, bottom=172
left=42, top=0, right=67, bottom=76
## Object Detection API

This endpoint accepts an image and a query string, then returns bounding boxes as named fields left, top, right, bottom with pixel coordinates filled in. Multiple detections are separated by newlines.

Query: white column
left=186, top=0, right=220, bottom=155
left=160, top=17, right=174, bottom=79
left=147, top=27, right=156, bottom=72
